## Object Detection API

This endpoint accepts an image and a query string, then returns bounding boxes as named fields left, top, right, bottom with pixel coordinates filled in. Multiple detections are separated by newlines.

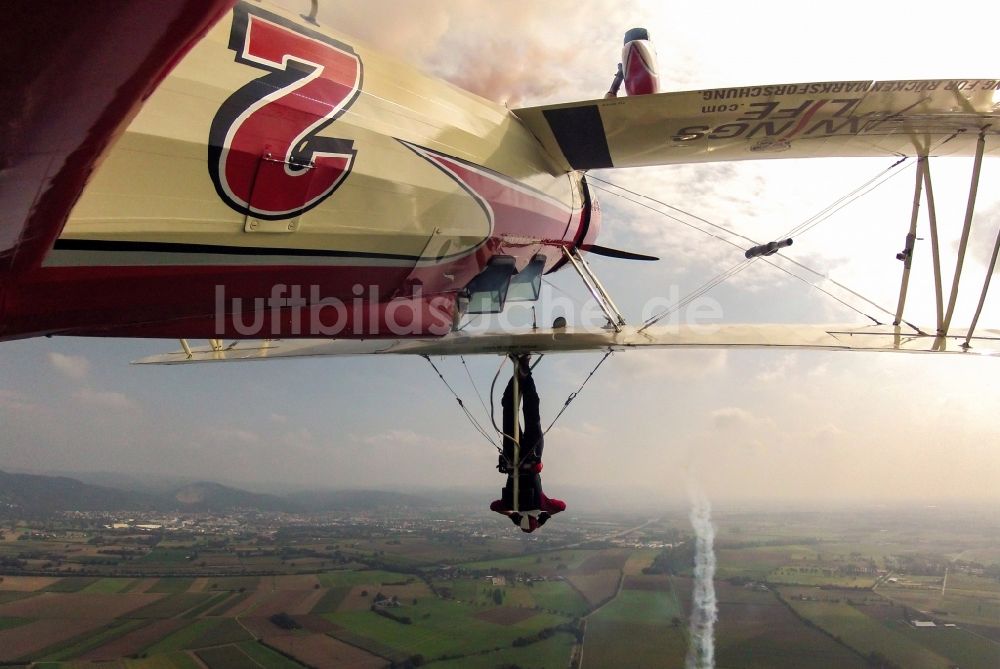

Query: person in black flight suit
left=490, top=354, right=566, bottom=532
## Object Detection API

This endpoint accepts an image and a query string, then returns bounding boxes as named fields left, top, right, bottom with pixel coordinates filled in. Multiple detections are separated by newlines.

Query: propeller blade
left=584, top=244, right=659, bottom=261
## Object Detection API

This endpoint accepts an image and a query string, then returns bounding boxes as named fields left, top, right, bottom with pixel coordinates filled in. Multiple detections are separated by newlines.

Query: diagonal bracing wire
left=590, top=156, right=916, bottom=329
left=422, top=355, right=499, bottom=450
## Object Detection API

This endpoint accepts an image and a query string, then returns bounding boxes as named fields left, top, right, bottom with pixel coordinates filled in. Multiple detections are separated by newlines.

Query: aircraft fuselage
left=0, top=1, right=598, bottom=341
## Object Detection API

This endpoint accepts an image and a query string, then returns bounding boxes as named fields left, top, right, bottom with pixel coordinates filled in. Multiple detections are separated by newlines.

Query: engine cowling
left=621, top=27, right=659, bottom=96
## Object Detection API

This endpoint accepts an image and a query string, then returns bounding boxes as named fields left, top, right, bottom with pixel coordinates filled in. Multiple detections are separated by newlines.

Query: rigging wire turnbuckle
left=745, top=238, right=793, bottom=259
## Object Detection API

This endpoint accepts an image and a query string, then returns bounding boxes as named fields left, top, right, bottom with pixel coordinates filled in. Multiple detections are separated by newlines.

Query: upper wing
left=133, top=324, right=1000, bottom=364
left=512, top=79, right=1000, bottom=171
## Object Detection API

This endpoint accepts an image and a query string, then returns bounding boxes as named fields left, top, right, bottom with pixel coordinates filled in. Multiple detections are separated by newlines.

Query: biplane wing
left=133, top=324, right=1000, bottom=364
left=512, top=79, right=1000, bottom=171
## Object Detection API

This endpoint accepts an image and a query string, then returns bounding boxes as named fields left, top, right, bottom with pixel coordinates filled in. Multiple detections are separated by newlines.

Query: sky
left=1, top=0, right=999, bottom=508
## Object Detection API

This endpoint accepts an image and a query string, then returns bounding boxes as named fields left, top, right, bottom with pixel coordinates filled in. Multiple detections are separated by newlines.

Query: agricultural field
left=583, top=586, right=686, bottom=668
left=768, top=565, right=876, bottom=588
left=325, top=596, right=569, bottom=661
left=878, top=575, right=1000, bottom=627
left=432, top=631, right=577, bottom=669
left=783, top=590, right=956, bottom=669
left=2, top=504, right=999, bottom=667
left=710, top=582, right=867, bottom=669
left=459, top=549, right=599, bottom=575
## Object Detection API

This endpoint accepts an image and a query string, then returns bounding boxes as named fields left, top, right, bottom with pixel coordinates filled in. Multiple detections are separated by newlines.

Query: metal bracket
left=243, top=154, right=307, bottom=234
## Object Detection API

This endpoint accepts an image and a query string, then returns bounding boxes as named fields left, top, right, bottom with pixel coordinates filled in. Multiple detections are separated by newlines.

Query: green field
left=786, top=596, right=953, bottom=669
left=181, top=591, right=232, bottom=618
left=137, top=549, right=195, bottom=564
left=237, top=641, right=308, bottom=669
left=715, top=545, right=820, bottom=580
left=460, top=550, right=597, bottom=574
left=325, top=597, right=568, bottom=660
left=881, top=620, right=1000, bottom=669
left=148, top=578, right=195, bottom=594
left=879, top=582, right=1000, bottom=627
left=142, top=618, right=251, bottom=655
left=204, top=591, right=250, bottom=616
left=195, top=645, right=255, bottom=669
left=437, top=578, right=547, bottom=609
left=187, top=619, right=254, bottom=648
left=40, top=619, right=150, bottom=661
left=583, top=587, right=685, bottom=668
left=128, top=593, right=212, bottom=619
left=528, top=580, right=590, bottom=616
left=0, top=616, right=31, bottom=630
left=768, top=566, right=876, bottom=588
left=433, top=631, right=576, bottom=669
left=206, top=576, right=260, bottom=592
left=310, top=585, right=351, bottom=613
left=0, top=591, right=35, bottom=604
left=711, top=583, right=868, bottom=669
left=41, top=577, right=100, bottom=592
left=316, top=569, right=412, bottom=587
left=125, top=652, right=203, bottom=669
left=82, top=578, right=139, bottom=594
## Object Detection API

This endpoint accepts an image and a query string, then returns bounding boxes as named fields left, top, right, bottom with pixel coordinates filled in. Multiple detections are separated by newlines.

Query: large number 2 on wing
left=209, top=5, right=362, bottom=220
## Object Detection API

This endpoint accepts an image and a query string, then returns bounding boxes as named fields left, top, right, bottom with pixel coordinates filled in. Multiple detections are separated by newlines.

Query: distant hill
left=0, top=470, right=434, bottom=515
left=167, top=482, right=301, bottom=513
left=0, top=470, right=156, bottom=514
left=288, top=489, right=434, bottom=511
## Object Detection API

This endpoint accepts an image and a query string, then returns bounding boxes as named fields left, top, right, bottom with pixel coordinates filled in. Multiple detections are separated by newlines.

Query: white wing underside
left=133, top=324, right=1000, bottom=364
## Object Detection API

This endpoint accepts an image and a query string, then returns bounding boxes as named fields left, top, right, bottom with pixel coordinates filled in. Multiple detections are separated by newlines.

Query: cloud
left=710, top=407, right=756, bottom=430
left=967, top=201, right=1000, bottom=269
left=321, top=0, right=631, bottom=106
left=48, top=352, right=90, bottom=380
left=73, top=388, right=137, bottom=410
left=755, top=353, right=797, bottom=382
left=547, top=421, right=604, bottom=445
left=279, top=428, right=315, bottom=449
left=0, top=389, right=37, bottom=413
left=205, top=427, right=259, bottom=444
left=807, top=362, right=829, bottom=378
left=362, top=429, right=430, bottom=447
left=811, top=423, right=845, bottom=446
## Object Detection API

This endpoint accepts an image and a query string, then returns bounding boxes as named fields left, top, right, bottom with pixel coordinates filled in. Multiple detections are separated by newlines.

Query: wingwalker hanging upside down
left=490, top=354, right=566, bottom=533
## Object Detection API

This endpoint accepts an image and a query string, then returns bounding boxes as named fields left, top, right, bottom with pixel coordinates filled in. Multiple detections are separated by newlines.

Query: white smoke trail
left=685, top=486, right=717, bottom=669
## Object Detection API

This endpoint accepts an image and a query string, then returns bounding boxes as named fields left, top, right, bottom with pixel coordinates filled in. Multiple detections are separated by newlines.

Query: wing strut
left=892, top=157, right=926, bottom=325
left=942, top=131, right=988, bottom=336
left=964, top=213, right=1000, bottom=349
left=890, top=131, right=989, bottom=336
left=922, top=160, right=946, bottom=332
left=563, top=247, right=626, bottom=332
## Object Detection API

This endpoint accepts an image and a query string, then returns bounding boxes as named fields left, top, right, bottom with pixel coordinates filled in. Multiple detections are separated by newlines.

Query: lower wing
left=133, top=324, right=1000, bottom=364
